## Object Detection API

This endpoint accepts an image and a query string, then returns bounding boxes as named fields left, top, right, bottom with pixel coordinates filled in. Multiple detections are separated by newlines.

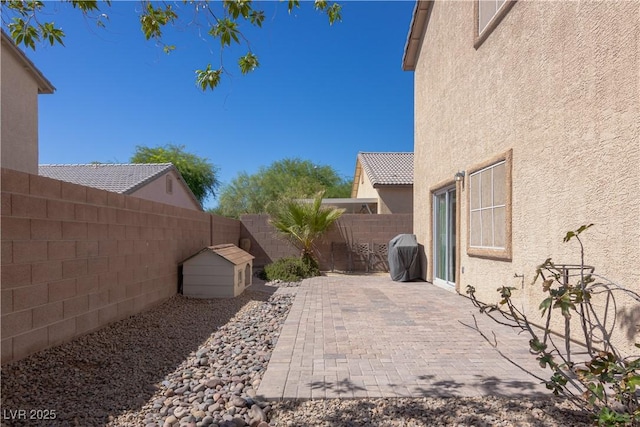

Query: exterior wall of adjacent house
left=130, top=170, right=202, bottom=211
left=355, top=166, right=414, bottom=214
left=354, top=168, right=379, bottom=200
left=1, top=168, right=242, bottom=364
left=377, top=187, right=413, bottom=214
left=1, top=39, right=41, bottom=175
left=412, top=1, right=639, bottom=354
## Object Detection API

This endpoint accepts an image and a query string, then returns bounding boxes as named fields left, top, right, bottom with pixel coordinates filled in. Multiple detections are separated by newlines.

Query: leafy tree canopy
left=130, top=144, right=220, bottom=204
left=212, top=158, right=351, bottom=218
left=1, top=0, right=342, bottom=91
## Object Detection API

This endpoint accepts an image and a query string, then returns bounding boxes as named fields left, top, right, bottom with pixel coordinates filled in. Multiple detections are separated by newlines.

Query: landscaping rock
left=0, top=291, right=294, bottom=427
left=0, top=282, right=593, bottom=427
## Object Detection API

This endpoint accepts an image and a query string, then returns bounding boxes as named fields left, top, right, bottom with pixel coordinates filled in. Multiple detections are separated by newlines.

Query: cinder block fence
left=1, top=168, right=413, bottom=364
left=1, top=168, right=238, bottom=364
left=240, top=213, right=414, bottom=271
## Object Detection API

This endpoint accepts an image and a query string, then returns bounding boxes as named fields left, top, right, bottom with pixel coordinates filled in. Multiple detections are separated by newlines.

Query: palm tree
left=269, top=190, right=345, bottom=268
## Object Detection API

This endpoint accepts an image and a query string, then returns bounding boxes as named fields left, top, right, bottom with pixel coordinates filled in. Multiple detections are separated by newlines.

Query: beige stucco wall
left=130, top=170, right=201, bottom=211
left=413, top=1, right=639, bottom=353
left=378, top=187, right=413, bottom=214
left=1, top=41, right=40, bottom=174
left=355, top=168, right=378, bottom=199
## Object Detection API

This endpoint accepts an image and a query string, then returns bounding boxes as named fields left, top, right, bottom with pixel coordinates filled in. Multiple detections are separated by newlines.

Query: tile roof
left=358, top=152, right=414, bottom=186
left=38, top=163, right=175, bottom=194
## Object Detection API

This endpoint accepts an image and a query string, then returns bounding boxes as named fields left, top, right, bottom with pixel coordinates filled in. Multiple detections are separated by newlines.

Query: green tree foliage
left=212, top=158, right=351, bottom=218
left=130, top=144, right=219, bottom=204
left=269, top=190, right=344, bottom=268
left=1, top=0, right=341, bottom=90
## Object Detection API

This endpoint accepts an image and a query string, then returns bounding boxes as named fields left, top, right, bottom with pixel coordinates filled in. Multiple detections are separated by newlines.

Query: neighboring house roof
left=39, top=163, right=174, bottom=193
left=402, top=1, right=433, bottom=71
left=352, top=152, right=414, bottom=198
left=359, top=152, right=414, bottom=185
left=182, top=244, right=254, bottom=265
left=1, top=29, right=55, bottom=94
left=38, top=163, right=202, bottom=209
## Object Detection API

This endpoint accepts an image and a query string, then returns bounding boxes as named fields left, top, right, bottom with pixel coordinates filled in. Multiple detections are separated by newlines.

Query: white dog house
left=181, top=244, right=254, bottom=298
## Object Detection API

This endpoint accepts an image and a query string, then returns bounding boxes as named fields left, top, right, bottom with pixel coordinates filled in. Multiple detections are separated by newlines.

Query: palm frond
left=269, top=190, right=345, bottom=260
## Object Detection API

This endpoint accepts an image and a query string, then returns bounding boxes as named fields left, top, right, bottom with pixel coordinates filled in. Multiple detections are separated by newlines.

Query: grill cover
left=388, top=234, right=421, bottom=282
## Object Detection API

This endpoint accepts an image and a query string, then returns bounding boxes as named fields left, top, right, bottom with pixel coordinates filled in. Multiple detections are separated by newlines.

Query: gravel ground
left=268, top=397, right=592, bottom=426
left=1, top=282, right=593, bottom=427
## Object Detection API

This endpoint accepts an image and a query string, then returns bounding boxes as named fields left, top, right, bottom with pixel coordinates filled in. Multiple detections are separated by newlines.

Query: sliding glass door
left=433, top=186, right=456, bottom=288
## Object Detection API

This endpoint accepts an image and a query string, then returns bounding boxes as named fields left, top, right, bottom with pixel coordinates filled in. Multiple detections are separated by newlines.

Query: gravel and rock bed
left=1, top=289, right=291, bottom=427
left=268, top=396, right=592, bottom=426
left=1, top=282, right=592, bottom=427
left=262, top=279, right=301, bottom=288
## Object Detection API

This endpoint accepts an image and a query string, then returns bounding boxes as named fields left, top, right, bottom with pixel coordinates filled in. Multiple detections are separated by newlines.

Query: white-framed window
left=469, top=161, right=505, bottom=248
left=467, top=150, right=512, bottom=260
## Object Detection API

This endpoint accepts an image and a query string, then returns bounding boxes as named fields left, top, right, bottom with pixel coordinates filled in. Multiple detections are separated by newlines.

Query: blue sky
left=23, top=1, right=415, bottom=209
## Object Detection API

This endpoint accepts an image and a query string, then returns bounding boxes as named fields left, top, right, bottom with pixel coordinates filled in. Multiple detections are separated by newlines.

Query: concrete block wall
left=239, top=215, right=299, bottom=268
left=0, top=167, right=410, bottom=364
left=240, top=213, right=413, bottom=271
left=210, top=214, right=241, bottom=246
left=321, top=214, right=414, bottom=271
left=0, top=168, right=227, bottom=364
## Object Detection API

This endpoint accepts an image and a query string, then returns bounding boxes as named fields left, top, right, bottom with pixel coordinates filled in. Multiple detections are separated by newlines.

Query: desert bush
left=261, top=257, right=320, bottom=282
left=268, top=190, right=344, bottom=267
left=467, top=225, right=639, bottom=426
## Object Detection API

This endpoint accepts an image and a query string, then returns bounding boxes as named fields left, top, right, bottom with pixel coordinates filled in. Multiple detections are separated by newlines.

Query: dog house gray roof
left=183, top=244, right=254, bottom=265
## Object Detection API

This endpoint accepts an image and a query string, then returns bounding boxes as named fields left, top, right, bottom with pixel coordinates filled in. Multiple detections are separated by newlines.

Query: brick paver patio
left=258, top=275, right=553, bottom=400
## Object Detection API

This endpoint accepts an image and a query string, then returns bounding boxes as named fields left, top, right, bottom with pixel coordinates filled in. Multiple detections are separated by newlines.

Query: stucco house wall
left=1, top=31, right=54, bottom=174
left=409, top=1, right=639, bottom=353
left=130, top=169, right=201, bottom=211
left=378, top=187, right=413, bottom=214
left=354, top=169, right=379, bottom=200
